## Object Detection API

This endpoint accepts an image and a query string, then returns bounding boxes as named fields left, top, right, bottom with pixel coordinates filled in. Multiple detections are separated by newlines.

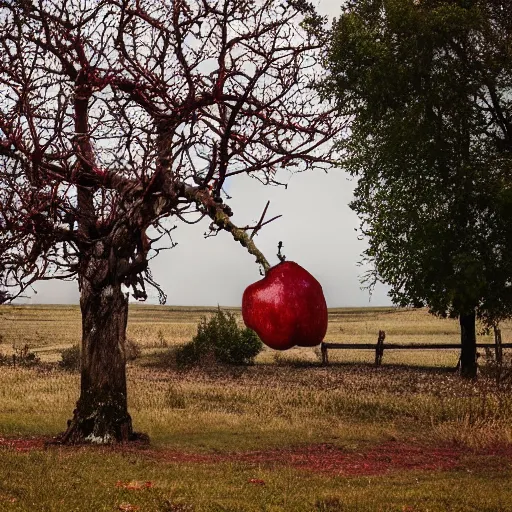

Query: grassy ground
left=1, top=448, right=511, bottom=512
left=1, top=306, right=512, bottom=511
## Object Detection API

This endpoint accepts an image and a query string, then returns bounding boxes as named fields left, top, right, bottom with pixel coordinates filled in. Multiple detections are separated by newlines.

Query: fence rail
left=320, top=330, right=512, bottom=366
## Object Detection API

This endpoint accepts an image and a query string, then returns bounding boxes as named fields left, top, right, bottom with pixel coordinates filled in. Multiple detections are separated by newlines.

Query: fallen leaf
left=247, top=478, right=265, bottom=485
left=0, top=494, right=17, bottom=503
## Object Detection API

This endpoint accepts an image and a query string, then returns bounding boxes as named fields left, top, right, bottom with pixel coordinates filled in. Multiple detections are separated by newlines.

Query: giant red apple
left=242, top=261, right=328, bottom=350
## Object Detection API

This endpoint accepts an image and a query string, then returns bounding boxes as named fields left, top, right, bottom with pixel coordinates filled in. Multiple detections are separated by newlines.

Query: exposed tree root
left=53, top=392, right=149, bottom=445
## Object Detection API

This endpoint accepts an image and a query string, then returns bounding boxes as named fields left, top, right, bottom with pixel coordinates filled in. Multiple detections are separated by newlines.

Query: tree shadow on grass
left=320, top=360, right=459, bottom=375
left=137, top=347, right=461, bottom=380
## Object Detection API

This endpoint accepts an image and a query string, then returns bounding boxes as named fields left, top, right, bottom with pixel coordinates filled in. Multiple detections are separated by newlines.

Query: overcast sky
left=24, top=0, right=392, bottom=308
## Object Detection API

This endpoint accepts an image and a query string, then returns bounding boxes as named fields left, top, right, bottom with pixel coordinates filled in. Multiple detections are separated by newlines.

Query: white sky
left=24, top=0, right=392, bottom=307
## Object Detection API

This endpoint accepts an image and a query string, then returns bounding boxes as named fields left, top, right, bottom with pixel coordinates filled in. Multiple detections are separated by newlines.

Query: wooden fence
left=320, top=329, right=512, bottom=366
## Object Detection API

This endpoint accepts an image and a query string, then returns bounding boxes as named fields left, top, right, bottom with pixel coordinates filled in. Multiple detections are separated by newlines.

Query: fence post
left=494, top=325, right=503, bottom=364
left=321, top=342, right=328, bottom=366
left=375, top=330, right=385, bottom=367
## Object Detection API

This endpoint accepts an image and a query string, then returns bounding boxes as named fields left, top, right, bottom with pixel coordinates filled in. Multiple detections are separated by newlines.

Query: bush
left=175, top=308, right=263, bottom=368
left=59, top=345, right=81, bottom=371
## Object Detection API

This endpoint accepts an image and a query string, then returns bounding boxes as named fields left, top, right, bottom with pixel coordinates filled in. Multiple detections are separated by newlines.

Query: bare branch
left=0, top=0, right=338, bottom=300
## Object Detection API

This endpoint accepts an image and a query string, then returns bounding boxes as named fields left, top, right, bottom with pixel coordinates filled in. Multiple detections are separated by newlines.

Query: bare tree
left=0, top=0, right=340, bottom=443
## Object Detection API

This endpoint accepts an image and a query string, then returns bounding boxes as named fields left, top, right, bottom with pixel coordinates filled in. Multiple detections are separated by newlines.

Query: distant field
left=1, top=305, right=512, bottom=511
left=0, top=304, right=509, bottom=366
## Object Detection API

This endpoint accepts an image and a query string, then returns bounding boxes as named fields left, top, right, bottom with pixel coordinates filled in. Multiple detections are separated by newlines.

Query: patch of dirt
left=1, top=436, right=511, bottom=477
left=140, top=441, right=512, bottom=476
left=0, top=436, right=46, bottom=452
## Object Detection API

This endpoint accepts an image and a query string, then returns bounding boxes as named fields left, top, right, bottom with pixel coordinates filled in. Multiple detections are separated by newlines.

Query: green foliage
left=176, top=308, right=263, bottom=368
left=59, top=345, right=81, bottom=371
left=323, top=0, right=512, bottom=327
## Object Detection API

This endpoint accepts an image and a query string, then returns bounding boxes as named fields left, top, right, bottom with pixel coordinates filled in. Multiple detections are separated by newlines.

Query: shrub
left=59, top=345, right=81, bottom=371
left=176, top=308, right=263, bottom=368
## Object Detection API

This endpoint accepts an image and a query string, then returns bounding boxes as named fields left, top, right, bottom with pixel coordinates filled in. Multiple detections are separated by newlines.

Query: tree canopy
left=0, top=0, right=338, bottom=302
left=324, top=0, right=512, bottom=320
left=323, top=0, right=512, bottom=376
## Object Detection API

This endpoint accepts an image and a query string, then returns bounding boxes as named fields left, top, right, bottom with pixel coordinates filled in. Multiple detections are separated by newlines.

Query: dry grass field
left=1, top=304, right=510, bottom=367
left=1, top=305, right=512, bottom=511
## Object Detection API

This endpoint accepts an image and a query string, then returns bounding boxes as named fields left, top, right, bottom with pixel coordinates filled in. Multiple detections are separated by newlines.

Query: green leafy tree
left=323, top=0, right=512, bottom=377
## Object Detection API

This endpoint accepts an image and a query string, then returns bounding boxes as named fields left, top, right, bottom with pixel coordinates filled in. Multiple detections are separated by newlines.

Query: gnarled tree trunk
left=60, top=249, right=143, bottom=444
left=460, top=310, right=477, bottom=379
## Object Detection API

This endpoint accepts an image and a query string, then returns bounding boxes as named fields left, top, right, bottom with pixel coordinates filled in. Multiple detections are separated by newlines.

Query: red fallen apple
left=242, top=261, right=328, bottom=350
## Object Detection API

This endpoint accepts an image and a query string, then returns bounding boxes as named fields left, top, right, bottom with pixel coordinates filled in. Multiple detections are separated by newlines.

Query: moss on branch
left=182, top=185, right=271, bottom=273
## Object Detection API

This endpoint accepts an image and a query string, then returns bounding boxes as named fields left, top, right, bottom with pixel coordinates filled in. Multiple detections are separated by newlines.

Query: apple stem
left=277, top=241, right=286, bottom=263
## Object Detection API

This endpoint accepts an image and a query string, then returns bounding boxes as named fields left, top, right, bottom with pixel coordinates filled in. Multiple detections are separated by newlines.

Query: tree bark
left=460, top=310, right=477, bottom=379
left=60, top=265, right=143, bottom=444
